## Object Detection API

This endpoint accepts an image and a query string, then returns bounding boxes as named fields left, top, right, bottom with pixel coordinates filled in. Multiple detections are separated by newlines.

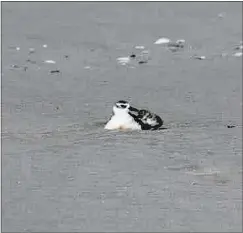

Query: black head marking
left=116, top=100, right=128, bottom=104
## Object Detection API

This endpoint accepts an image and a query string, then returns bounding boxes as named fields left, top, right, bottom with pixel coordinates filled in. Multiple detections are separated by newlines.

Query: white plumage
left=104, top=101, right=141, bottom=130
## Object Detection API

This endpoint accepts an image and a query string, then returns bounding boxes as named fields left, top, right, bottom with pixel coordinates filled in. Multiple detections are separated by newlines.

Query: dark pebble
left=138, top=60, right=147, bottom=64
left=130, top=54, right=136, bottom=58
left=227, top=125, right=236, bottom=128
left=50, top=70, right=60, bottom=74
left=64, top=55, right=69, bottom=59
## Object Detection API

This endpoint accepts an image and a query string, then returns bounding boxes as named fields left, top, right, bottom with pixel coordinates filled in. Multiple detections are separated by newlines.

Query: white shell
left=44, top=60, right=56, bottom=64
left=154, top=37, right=171, bottom=45
left=42, top=44, right=48, bottom=48
left=176, top=39, right=185, bottom=44
left=117, top=57, right=130, bottom=65
left=233, top=52, right=242, bottom=57
left=16, top=47, right=20, bottom=51
left=135, top=45, right=145, bottom=49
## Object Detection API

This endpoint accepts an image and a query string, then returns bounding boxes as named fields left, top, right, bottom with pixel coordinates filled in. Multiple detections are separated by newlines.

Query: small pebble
left=42, top=44, right=48, bottom=48
left=130, top=54, right=136, bottom=58
left=16, top=47, right=20, bottom=51
left=64, top=55, right=69, bottom=59
left=84, top=66, right=91, bottom=69
left=154, top=37, right=171, bottom=45
left=138, top=60, right=147, bottom=64
left=227, top=125, right=236, bottom=128
left=44, top=60, right=56, bottom=64
left=50, top=70, right=60, bottom=74
left=234, top=45, right=243, bottom=50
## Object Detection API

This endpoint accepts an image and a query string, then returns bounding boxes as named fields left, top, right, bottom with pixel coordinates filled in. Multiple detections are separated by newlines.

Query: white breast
left=104, top=112, right=141, bottom=130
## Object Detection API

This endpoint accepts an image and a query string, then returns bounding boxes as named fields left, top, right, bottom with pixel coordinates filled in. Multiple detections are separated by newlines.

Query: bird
left=104, top=100, right=142, bottom=130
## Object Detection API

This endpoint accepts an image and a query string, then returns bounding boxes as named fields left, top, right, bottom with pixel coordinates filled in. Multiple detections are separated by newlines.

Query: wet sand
left=2, top=2, right=242, bottom=232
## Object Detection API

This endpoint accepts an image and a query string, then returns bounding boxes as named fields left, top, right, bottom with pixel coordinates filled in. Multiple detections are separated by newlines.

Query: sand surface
left=2, top=2, right=242, bottom=232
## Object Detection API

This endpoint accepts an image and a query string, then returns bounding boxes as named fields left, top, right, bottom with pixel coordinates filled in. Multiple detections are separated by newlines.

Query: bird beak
left=129, top=106, right=139, bottom=112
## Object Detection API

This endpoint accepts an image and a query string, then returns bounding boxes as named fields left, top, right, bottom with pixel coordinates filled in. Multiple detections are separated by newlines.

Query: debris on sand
left=44, top=60, right=56, bottom=64
left=11, top=64, right=20, bottom=68
left=117, top=57, right=130, bottom=65
left=8, top=46, right=20, bottom=51
left=227, top=124, right=236, bottom=128
left=138, top=60, right=148, bottom=64
left=50, top=70, right=60, bottom=74
left=234, top=45, right=243, bottom=50
left=220, top=53, right=228, bottom=58
left=191, top=55, right=206, bottom=60
left=176, top=39, right=186, bottom=44
left=136, top=50, right=150, bottom=64
left=167, top=39, right=186, bottom=52
left=233, top=52, right=242, bottom=57
left=26, top=59, right=36, bottom=64
left=28, top=48, right=35, bottom=54
left=154, top=37, right=171, bottom=45
left=135, top=45, right=145, bottom=49
left=10, top=64, right=28, bottom=72
left=217, top=12, right=226, bottom=18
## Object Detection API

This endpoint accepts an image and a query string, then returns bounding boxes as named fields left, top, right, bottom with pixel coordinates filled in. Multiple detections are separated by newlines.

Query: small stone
left=138, top=60, right=147, bottom=64
left=130, top=54, right=136, bottom=58
left=227, top=125, right=236, bottom=128
left=234, top=45, right=243, bottom=50
left=50, top=70, right=60, bottom=74
left=42, top=44, right=48, bottom=48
